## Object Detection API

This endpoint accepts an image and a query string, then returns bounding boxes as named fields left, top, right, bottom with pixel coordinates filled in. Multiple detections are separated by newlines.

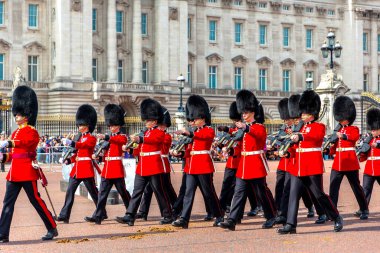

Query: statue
left=12, top=67, right=26, bottom=89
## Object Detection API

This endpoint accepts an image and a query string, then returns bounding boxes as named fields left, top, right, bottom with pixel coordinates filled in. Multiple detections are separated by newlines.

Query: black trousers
left=127, top=173, right=172, bottom=218
left=0, top=180, right=56, bottom=236
left=219, top=168, right=237, bottom=211
left=329, top=170, right=368, bottom=211
left=363, top=174, right=380, bottom=205
left=229, top=177, right=276, bottom=222
left=181, top=173, right=223, bottom=221
left=287, top=175, right=339, bottom=226
left=139, top=173, right=177, bottom=215
left=94, top=177, right=131, bottom=218
left=59, top=177, right=99, bottom=219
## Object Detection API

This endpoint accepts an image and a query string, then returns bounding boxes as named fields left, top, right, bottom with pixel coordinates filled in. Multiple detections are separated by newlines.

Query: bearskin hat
left=76, top=104, right=97, bottom=133
left=229, top=101, right=241, bottom=121
left=299, top=90, right=321, bottom=120
left=278, top=98, right=290, bottom=120
left=12, top=85, right=38, bottom=126
left=367, top=108, right=380, bottom=130
left=236, top=89, right=259, bottom=114
left=140, top=98, right=164, bottom=124
left=333, top=96, right=356, bottom=125
left=186, top=95, right=211, bottom=125
left=104, top=104, right=125, bottom=126
left=288, top=94, right=301, bottom=119
left=162, top=107, right=172, bottom=128
left=255, top=103, right=265, bottom=124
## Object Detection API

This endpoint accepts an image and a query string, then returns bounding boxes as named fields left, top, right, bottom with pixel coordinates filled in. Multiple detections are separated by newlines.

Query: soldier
left=327, top=96, right=368, bottom=220
left=85, top=104, right=131, bottom=224
left=116, top=99, right=173, bottom=225
left=55, top=104, right=102, bottom=223
left=0, top=86, right=57, bottom=242
left=278, top=90, right=343, bottom=234
left=219, top=90, right=277, bottom=231
left=172, top=95, right=224, bottom=229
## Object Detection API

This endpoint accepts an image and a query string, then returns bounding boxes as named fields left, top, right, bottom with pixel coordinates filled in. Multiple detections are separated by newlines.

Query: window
left=327, top=10, right=335, bottom=16
left=28, top=4, right=38, bottom=28
left=92, top=9, right=97, bottom=32
left=28, top=56, right=38, bottom=81
left=234, top=0, right=242, bottom=5
left=92, top=59, right=97, bottom=81
left=283, top=5, right=290, bottom=11
left=283, top=27, right=289, bottom=47
left=208, top=0, right=217, bottom=2
left=187, top=18, right=191, bottom=40
left=306, top=71, right=314, bottom=88
left=363, top=33, right=368, bottom=52
left=0, top=1, right=4, bottom=25
left=0, top=54, right=3, bottom=80
left=209, top=20, right=217, bottom=42
left=188, top=64, right=192, bottom=86
left=116, top=11, right=123, bottom=33
left=117, top=60, right=123, bottom=82
left=208, top=66, right=217, bottom=89
left=234, top=67, right=243, bottom=90
left=305, top=7, right=313, bottom=13
left=259, top=25, right=267, bottom=45
left=306, top=29, right=313, bottom=49
left=258, top=2, right=267, bottom=8
left=142, top=61, right=148, bottom=83
left=235, top=23, right=242, bottom=44
left=282, top=70, right=290, bottom=92
left=363, top=73, right=368, bottom=91
left=378, top=34, right=380, bottom=52
left=141, top=13, right=147, bottom=35
left=259, top=69, right=267, bottom=91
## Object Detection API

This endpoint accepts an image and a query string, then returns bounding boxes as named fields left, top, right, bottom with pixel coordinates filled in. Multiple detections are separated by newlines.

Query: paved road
left=0, top=161, right=380, bottom=253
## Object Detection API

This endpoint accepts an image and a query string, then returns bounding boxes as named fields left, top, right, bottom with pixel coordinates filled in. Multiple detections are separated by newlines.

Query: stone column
left=371, top=18, right=378, bottom=92
left=106, top=0, right=117, bottom=82
left=82, top=0, right=93, bottom=82
left=154, top=0, right=168, bottom=84
left=132, top=0, right=142, bottom=83
left=178, top=1, right=188, bottom=85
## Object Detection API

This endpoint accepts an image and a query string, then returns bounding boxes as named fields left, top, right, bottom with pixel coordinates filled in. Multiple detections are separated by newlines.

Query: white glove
left=0, top=141, right=8, bottom=149
left=59, top=157, right=63, bottom=164
left=64, top=139, right=72, bottom=146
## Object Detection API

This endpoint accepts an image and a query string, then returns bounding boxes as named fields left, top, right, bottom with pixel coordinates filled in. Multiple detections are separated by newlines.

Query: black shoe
left=160, top=217, right=174, bottom=225
left=334, top=215, right=343, bottom=232
left=136, top=212, right=148, bottom=221
left=219, top=219, right=236, bottom=231
left=277, top=224, right=296, bottom=234
left=101, top=214, right=108, bottom=220
left=42, top=228, right=58, bottom=241
left=262, top=217, right=276, bottom=229
left=354, top=210, right=362, bottom=217
left=315, top=214, right=328, bottom=224
left=225, top=206, right=231, bottom=214
left=247, top=207, right=259, bottom=217
left=84, top=216, right=101, bottom=224
left=204, top=213, right=214, bottom=221
left=307, top=206, right=315, bottom=218
left=172, top=218, right=189, bottom=229
left=115, top=214, right=135, bottom=226
left=275, top=216, right=287, bottom=225
left=360, top=210, right=369, bottom=220
left=213, top=217, right=224, bottom=227
left=54, top=215, right=69, bottom=224
left=0, top=234, right=9, bottom=243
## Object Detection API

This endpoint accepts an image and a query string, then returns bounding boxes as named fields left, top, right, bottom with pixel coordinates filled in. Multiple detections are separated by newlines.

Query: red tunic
left=225, top=127, right=242, bottom=169
left=236, top=123, right=269, bottom=179
left=361, top=136, right=380, bottom=176
left=70, top=133, right=97, bottom=179
left=293, top=122, right=325, bottom=177
left=161, top=132, right=172, bottom=173
left=101, top=134, right=128, bottom=179
left=136, top=126, right=165, bottom=176
left=330, top=126, right=360, bottom=172
left=183, top=143, right=192, bottom=173
left=5, top=125, right=40, bottom=182
left=277, top=126, right=293, bottom=172
left=188, top=126, right=214, bottom=174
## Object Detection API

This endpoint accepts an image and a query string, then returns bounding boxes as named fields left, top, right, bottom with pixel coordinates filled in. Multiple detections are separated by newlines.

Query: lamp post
left=177, top=74, right=185, bottom=112
left=320, top=30, right=343, bottom=69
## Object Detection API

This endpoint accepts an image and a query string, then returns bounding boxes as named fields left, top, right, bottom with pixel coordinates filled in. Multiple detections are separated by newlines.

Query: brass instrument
left=356, top=133, right=373, bottom=157
left=278, top=120, right=304, bottom=154
left=125, top=127, right=147, bottom=149
left=61, top=133, right=81, bottom=163
left=322, top=124, right=342, bottom=151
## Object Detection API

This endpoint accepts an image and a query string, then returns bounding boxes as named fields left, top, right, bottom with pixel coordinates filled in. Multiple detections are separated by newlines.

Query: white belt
left=368, top=156, right=380, bottom=161
left=241, top=150, right=264, bottom=156
left=105, top=156, right=123, bottom=161
left=76, top=157, right=92, bottom=161
left=296, top=148, right=322, bottom=153
left=140, top=151, right=161, bottom=157
left=190, top=150, right=210, bottom=155
left=336, top=147, right=356, bottom=152
left=161, top=154, right=169, bottom=158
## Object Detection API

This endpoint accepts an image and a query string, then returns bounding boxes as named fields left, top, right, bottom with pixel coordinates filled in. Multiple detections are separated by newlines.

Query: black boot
left=247, top=207, right=259, bottom=217
left=359, top=210, right=369, bottom=220
left=275, top=215, right=287, bottom=225
left=0, top=234, right=9, bottom=243
left=172, top=218, right=189, bottom=229
left=136, top=212, right=148, bottom=221
left=204, top=213, right=214, bottom=221
left=277, top=224, right=296, bottom=234
left=307, top=206, right=315, bottom=218
left=315, top=214, right=328, bottom=224
left=115, top=214, right=135, bottom=226
left=353, top=210, right=362, bottom=217
left=42, top=228, right=58, bottom=241
left=54, top=215, right=69, bottom=224
left=218, top=219, right=236, bottom=231
left=213, top=217, right=224, bottom=227
left=334, top=215, right=343, bottom=232
left=262, top=217, right=276, bottom=229
left=84, top=216, right=101, bottom=224
left=159, top=217, right=174, bottom=225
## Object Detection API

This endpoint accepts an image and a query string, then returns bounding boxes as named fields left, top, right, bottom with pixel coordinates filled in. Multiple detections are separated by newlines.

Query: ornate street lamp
left=177, top=74, right=185, bottom=112
left=321, top=30, right=343, bottom=69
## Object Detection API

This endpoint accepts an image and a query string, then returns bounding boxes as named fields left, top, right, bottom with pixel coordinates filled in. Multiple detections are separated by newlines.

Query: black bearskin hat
left=333, top=96, right=356, bottom=125
left=255, top=103, right=265, bottom=124
left=288, top=94, right=301, bottom=119
left=236, top=89, right=259, bottom=114
left=76, top=104, right=97, bottom=133
left=186, top=95, right=211, bottom=125
left=162, top=107, right=171, bottom=128
left=12, top=85, right=38, bottom=126
left=104, top=104, right=125, bottom=126
left=140, top=98, right=164, bottom=123
left=299, top=90, right=321, bottom=120
left=229, top=101, right=241, bottom=121
left=278, top=98, right=290, bottom=120
left=367, top=108, right=380, bottom=130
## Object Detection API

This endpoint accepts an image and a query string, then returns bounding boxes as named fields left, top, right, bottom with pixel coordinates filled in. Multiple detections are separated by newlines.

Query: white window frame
left=28, top=55, right=38, bottom=81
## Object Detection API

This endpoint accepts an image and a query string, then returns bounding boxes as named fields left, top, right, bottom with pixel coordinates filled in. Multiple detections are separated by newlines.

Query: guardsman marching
left=56, top=104, right=103, bottom=223
left=278, top=90, right=343, bottom=234
left=327, top=96, right=368, bottom=220
left=0, top=86, right=57, bottom=242
left=85, top=104, right=131, bottom=224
